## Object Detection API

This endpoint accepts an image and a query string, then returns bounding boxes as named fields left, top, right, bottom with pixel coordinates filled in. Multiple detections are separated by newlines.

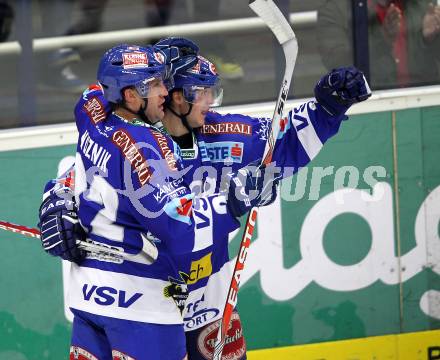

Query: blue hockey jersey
left=66, top=86, right=240, bottom=325
left=177, top=102, right=346, bottom=331
left=48, top=85, right=347, bottom=329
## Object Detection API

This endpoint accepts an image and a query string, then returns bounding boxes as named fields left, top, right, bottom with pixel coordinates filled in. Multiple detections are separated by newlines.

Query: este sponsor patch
left=122, top=52, right=148, bottom=69
left=70, top=346, right=98, bottom=360
left=199, top=141, right=244, bottom=164
left=112, top=129, right=152, bottom=186
left=188, top=252, right=212, bottom=285
left=197, top=312, right=246, bottom=360
left=83, top=97, right=106, bottom=125
left=151, top=130, right=177, bottom=171
left=200, top=122, right=252, bottom=136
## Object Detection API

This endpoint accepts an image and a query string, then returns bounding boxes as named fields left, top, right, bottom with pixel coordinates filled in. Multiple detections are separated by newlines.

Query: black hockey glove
left=38, top=187, right=86, bottom=263
left=226, top=160, right=282, bottom=218
left=154, top=37, right=199, bottom=77
left=314, top=66, right=372, bottom=117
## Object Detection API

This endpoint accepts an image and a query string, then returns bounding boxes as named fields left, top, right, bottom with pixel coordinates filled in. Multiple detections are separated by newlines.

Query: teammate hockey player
left=148, top=37, right=373, bottom=360
left=38, top=43, right=280, bottom=360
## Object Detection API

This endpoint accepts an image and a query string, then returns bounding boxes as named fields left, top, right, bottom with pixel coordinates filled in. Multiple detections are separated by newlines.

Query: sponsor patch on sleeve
left=151, top=130, right=178, bottom=171
left=112, top=129, right=153, bottom=186
left=83, top=97, right=106, bottom=125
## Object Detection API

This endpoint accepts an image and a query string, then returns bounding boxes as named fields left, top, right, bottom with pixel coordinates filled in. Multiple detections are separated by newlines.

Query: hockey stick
left=0, top=220, right=158, bottom=265
left=212, top=1, right=298, bottom=359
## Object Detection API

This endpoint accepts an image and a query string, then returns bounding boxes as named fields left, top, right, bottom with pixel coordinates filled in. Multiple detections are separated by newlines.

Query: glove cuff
left=39, top=189, right=76, bottom=218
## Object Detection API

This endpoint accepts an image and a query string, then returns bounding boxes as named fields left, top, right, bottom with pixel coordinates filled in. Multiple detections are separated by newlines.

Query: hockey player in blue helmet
left=37, top=42, right=283, bottom=360
left=164, top=54, right=223, bottom=132
left=155, top=40, right=372, bottom=360
left=97, top=43, right=171, bottom=125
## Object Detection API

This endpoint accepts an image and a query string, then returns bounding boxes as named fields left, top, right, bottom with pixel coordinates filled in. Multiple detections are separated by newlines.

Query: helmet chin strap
left=167, top=102, right=194, bottom=134
left=119, top=97, right=153, bottom=124
left=136, top=98, right=150, bottom=124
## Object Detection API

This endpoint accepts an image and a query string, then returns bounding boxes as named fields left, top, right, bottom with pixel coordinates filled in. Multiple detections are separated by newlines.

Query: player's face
left=184, top=87, right=219, bottom=128
left=186, top=101, right=209, bottom=128
left=144, top=79, right=168, bottom=123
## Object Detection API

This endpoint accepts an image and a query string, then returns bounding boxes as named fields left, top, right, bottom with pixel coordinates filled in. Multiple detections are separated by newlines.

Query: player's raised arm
left=208, top=66, right=371, bottom=174
left=269, top=66, right=372, bottom=167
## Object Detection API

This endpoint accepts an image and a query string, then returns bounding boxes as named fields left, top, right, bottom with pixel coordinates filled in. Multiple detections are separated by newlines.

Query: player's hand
left=38, top=187, right=86, bottom=263
left=154, top=37, right=199, bottom=77
left=226, top=160, right=281, bottom=218
left=314, top=66, right=372, bottom=117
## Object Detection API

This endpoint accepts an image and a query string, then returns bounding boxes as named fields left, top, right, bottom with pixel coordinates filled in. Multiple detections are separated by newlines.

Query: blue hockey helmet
left=97, top=44, right=172, bottom=103
left=173, top=55, right=223, bottom=107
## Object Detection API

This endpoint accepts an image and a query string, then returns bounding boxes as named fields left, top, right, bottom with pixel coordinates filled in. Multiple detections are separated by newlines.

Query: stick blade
left=249, top=0, right=296, bottom=44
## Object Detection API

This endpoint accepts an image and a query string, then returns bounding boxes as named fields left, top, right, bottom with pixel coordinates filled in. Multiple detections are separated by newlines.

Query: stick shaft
left=213, top=1, right=298, bottom=358
left=0, top=220, right=156, bottom=265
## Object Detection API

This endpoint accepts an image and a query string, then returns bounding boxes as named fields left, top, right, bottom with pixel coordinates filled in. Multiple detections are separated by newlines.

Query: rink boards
left=248, top=329, right=440, bottom=360
left=0, top=88, right=440, bottom=358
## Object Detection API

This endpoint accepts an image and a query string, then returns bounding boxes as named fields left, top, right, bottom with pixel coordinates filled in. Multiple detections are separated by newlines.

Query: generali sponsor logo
left=200, top=122, right=252, bottom=136
left=151, top=130, right=178, bottom=171
left=112, top=129, right=152, bottom=186
left=83, top=97, right=106, bottom=125
left=122, top=52, right=148, bottom=69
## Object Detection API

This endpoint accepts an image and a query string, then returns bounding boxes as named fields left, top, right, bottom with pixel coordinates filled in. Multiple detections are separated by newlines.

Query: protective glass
left=182, top=84, right=224, bottom=107
left=134, top=73, right=174, bottom=98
